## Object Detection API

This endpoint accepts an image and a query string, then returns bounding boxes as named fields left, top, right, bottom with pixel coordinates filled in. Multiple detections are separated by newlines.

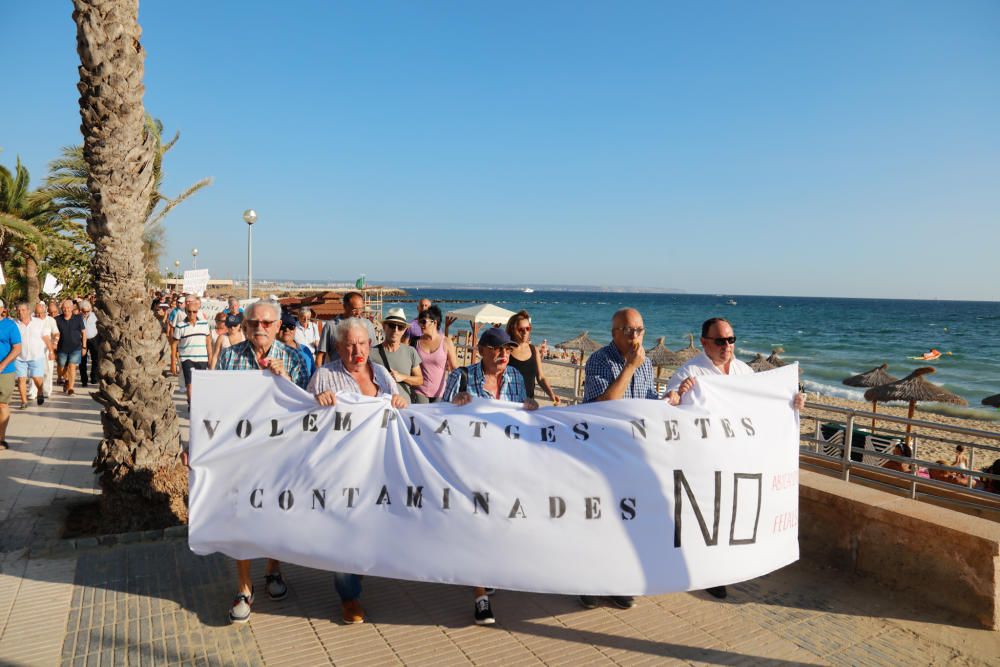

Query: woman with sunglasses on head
left=412, top=305, right=458, bottom=404
left=506, top=310, right=560, bottom=405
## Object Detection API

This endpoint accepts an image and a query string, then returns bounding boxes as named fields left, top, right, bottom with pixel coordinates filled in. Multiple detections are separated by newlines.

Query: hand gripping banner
left=188, top=364, right=800, bottom=595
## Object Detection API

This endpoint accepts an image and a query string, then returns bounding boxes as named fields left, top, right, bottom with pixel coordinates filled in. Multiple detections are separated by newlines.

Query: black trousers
left=81, top=335, right=100, bottom=385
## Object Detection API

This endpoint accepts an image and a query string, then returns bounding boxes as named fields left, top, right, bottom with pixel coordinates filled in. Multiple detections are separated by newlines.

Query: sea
left=378, top=289, right=1000, bottom=422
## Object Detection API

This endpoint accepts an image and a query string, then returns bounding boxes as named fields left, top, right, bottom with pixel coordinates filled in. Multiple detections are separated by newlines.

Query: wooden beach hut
left=863, top=367, right=967, bottom=446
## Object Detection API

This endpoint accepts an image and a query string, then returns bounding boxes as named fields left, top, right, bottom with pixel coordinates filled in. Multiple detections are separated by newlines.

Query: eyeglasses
left=708, top=336, right=737, bottom=346
left=516, top=326, right=531, bottom=333
left=246, top=319, right=277, bottom=328
left=384, top=322, right=406, bottom=331
left=418, top=317, right=436, bottom=325
left=482, top=345, right=512, bottom=353
left=614, top=326, right=645, bottom=337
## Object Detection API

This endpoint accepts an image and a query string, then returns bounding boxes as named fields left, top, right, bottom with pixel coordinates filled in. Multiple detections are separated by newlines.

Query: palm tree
left=0, top=157, right=57, bottom=306
left=73, top=0, right=185, bottom=531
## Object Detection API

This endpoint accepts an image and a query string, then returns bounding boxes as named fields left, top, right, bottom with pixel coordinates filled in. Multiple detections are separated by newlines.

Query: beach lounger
left=863, top=434, right=899, bottom=467
left=819, top=429, right=844, bottom=458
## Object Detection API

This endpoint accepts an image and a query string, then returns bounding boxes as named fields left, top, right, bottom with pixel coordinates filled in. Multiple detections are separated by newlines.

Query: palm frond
left=147, top=177, right=213, bottom=228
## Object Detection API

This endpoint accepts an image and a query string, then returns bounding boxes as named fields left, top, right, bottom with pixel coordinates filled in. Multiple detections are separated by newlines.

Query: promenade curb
left=28, top=524, right=189, bottom=559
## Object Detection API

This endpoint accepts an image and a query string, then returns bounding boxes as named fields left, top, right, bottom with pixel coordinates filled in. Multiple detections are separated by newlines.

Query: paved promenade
left=1, top=385, right=998, bottom=666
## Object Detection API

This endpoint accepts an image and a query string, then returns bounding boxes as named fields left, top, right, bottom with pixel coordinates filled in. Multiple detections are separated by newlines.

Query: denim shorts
left=15, top=358, right=46, bottom=378
left=58, top=349, right=82, bottom=367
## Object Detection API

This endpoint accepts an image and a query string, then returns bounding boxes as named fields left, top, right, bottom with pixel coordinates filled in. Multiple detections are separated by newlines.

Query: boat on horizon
left=523, top=288, right=535, bottom=293
left=726, top=299, right=737, bottom=306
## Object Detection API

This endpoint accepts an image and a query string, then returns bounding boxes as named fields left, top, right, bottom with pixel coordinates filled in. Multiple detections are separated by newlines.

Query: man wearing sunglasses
left=370, top=308, right=422, bottom=399
left=665, top=316, right=805, bottom=600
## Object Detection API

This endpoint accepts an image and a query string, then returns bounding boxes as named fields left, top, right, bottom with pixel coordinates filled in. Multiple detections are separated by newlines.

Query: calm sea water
left=382, top=289, right=1000, bottom=422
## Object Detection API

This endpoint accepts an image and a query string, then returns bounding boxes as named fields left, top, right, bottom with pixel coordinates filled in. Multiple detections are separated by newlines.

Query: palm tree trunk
left=24, top=252, right=39, bottom=308
left=74, top=0, right=186, bottom=532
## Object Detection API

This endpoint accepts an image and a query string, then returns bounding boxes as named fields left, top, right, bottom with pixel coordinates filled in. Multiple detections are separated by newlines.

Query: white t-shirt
left=294, top=321, right=320, bottom=350
left=665, top=351, right=754, bottom=393
left=16, top=318, right=49, bottom=361
left=83, top=312, right=98, bottom=340
left=40, top=315, right=59, bottom=341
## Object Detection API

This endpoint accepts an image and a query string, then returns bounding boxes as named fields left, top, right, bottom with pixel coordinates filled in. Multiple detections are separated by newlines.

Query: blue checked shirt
left=216, top=340, right=308, bottom=389
left=583, top=343, right=658, bottom=403
left=442, top=363, right=527, bottom=403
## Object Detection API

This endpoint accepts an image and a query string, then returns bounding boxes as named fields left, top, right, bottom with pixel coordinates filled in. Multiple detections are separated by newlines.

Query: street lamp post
left=243, top=209, right=257, bottom=298
left=191, top=247, right=199, bottom=269
left=173, top=260, right=180, bottom=287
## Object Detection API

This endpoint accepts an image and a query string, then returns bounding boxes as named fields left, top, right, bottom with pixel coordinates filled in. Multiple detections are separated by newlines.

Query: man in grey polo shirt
left=370, top=308, right=422, bottom=399
left=314, top=292, right=377, bottom=366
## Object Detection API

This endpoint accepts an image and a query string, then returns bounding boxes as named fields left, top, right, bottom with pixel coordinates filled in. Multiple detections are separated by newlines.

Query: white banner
left=42, top=273, right=63, bottom=295
left=188, top=365, right=801, bottom=595
left=182, top=269, right=210, bottom=296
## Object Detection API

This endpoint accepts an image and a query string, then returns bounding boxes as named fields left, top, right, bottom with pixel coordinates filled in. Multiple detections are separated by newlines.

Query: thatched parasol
left=766, top=347, right=787, bottom=367
left=982, top=394, right=1000, bottom=408
left=647, top=337, right=686, bottom=377
left=556, top=331, right=603, bottom=357
left=676, top=333, right=699, bottom=361
left=746, top=354, right=776, bottom=373
left=843, top=363, right=899, bottom=431
left=864, top=367, right=968, bottom=445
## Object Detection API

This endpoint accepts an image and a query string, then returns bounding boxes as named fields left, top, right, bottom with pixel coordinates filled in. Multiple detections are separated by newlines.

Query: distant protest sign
left=188, top=365, right=801, bottom=595
left=182, top=269, right=210, bottom=296
left=42, top=273, right=63, bottom=295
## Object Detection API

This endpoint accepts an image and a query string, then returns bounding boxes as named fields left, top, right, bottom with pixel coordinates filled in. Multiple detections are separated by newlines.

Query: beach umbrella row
left=843, top=363, right=899, bottom=431
left=863, top=366, right=967, bottom=446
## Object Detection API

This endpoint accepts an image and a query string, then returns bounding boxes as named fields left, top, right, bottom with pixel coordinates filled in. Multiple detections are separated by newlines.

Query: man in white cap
left=369, top=307, right=422, bottom=399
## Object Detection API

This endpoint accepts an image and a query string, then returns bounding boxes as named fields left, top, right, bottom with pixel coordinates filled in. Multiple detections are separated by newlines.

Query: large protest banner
left=188, top=365, right=800, bottom=595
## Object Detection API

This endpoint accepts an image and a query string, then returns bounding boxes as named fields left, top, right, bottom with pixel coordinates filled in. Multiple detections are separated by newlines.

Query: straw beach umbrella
left=647, top=337, right=686, bottom=378
left=556, top=331, right=602, bottom=358
left=766, top=347, right=787, bottom=367
left=746, top=354, right=776, bottom=373
left=843, top=363, right=899, bottom=431
left=676, top=333, right=699, bottom=361
left=982, top=394, right=1000, bottom=409
left=863, top=367, right=967, bottom=446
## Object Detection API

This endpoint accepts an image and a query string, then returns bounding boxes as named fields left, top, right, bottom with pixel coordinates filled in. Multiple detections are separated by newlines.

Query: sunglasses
left=418, top=317, right=437, bottom=324
left=708, top=336, right=737, bottom=346
left=246, top=319, right=277, bottom=328
left=384, top=322, right=407, bottom=331
left=516, top=326, right=531, bottom=333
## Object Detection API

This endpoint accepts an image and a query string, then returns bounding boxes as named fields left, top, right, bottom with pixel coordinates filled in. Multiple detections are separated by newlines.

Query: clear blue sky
left=3, top=1, right=998, bottom=299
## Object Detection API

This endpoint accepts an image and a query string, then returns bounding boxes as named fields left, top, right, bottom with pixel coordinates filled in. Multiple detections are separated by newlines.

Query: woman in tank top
left=413, top=305, right=459, bottom=403
left=506, top=310, right=560, bottom=404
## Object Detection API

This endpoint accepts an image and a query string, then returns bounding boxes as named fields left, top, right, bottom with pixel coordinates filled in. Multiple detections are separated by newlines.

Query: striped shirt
left=307, top=358, right=397, bottom=396
left=442, top=363, right=526, bottom=403
left=173, top=318, right=211, bottom=362
left=216, top=339, right=308, bottom=389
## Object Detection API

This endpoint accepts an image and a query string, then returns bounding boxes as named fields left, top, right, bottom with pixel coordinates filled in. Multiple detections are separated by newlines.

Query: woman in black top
left=505, top=310, right=560, bottom=404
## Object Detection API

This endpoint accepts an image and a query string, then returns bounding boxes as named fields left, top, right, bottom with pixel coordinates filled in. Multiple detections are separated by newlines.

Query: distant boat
left=523, top=288, right=535, bottom=293
left=726, top=299, right=737, bottom=306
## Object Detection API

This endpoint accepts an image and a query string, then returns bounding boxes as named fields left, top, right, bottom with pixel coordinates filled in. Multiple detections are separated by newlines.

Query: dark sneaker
left=578, top=595, right=599, bottom=609
left=474, top=596, right=495, bottom=625
left=265, top=572, right=287, bottom=600
left=37, top=395, right=44, bottom=406
left=706, top=586, right=728, bottom=599
left=228, top=589, right=255, bottom=624
left=610, top=596, right=635, bottom=609
left=483, top=587, right=497, bottom=596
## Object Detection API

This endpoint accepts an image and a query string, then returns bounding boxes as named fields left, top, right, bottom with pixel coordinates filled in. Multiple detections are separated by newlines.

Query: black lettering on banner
left=694, top=418, right=711, bottom=439
left=729, top=473, right=763, bottom=545
left=630, top=419, right=647, bottom=440
left=469, top=420, right=487, bottom=437
left=435, top=420, right=452, bottom=435
left=720, top=418, right=735, bottom=438
left=302, top=413, right=318, bottom=432
left=381, top=409, right=397, bottom=429
left=508, top=498, right=527, bottom=519
left=203, top=420, right=220, bottom=439
left=343, top=487, right=359, bottom=508
left=312, top=489, right=326, bottom=510
left=375, top=485, right=392, bottom=506
left=406, top=486, right=423, bottom=508
left=674, top=470, right=721, bottom=547
left=585, top=497, right=602, bottom=519
left=278, top=490, right=294, bottom=511
left=236, top=419, right=252, bottom=438
left=741, top=417, right=756, bottom=436
left=620, top=497, right=637, bottom=520
left=664, top=420, right=679, bottom=441
left=334, top=411, right=353, bottom=431
left=442, top=487, right=451, bottom=510
left=250, top=488, right=263, bottom=509
left=409, top=415, right=421, bottom=436
left=540, top=425, right=556, bottom=442
left=549, top=496, right=566, bottom=518
left=573, top=422, right=590, bottom=441
left=473, top=492, right=489, bottom=515
left=505, top=425, right=520, bottom=440
left=270, top=419, right=284, bottom=437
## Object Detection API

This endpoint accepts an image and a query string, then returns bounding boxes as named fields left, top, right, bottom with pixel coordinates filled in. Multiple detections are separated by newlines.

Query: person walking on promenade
left=578, top=307, right=659, bottom=611
left=443, top=327, right=539, bottom=626
left=308, top=317, right=408, bottom=624
left=403, top=297, right=432, bottom=344
left=32, top=301, right=58, bottom=400
left=278, top=312, right=315, bottom=382
left=210, top=313, right=244, bottom=368
left=173, top=295, right=213, bottom=407
left=370, top=308, right=422, bottom=400
left=315, top=292, right=376, bottom=366
left=666, top=316, right=805, bottom=600
left=78, top=300, right=99, bottom=387
left=0, top=309, right=21, bottom=449
left=216, top=299, right=307, bottom=624
left=224, top=296, right=243, bottom=315
left=293, top=306, right=320, bottom=353
left=506, top=310, right=560, bottom=405
left=14, top=303, right=50, bottom=408
left=55, top=299, right=86, bottom=395
left=412, top=305, right=458, bottom=404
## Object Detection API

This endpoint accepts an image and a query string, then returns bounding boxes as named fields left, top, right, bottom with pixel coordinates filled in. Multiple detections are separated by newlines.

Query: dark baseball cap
left=478, top=327, right=516, bottom=348
left=225, top=313, right=243, bottom=328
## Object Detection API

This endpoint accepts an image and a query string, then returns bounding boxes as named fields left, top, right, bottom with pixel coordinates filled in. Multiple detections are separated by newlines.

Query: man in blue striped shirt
left=173, top=295, right=214, bottom=406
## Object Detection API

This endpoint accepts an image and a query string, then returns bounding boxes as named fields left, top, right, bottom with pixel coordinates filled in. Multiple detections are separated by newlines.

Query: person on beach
left=308, top=317, right=408, bottom=624
left=370, top=308, right=422, bottom=400
left=412, top=305, right=459, bottom=403
left=55, top=299, right=86, bottom=395
left=506, top=310, right=560, bottom=405
left=0, top=310, right=21, bottom=450
left=173, top=295, right=214, bottom=407
left=578, top=307, right=658, bottom=611
left=403, top=297, right=432, bottom=344
left=442, top=326, right=539, bottom=625
left=315, top=292, right=377, bottom=366
left=215, top=299, right=307, bottom=625
left=33, top=302, right=59, bottom=400
left=14, top=303, right=51, bottom=409
left=293, top=306, right=320, bottom=352
left=666, top=316, right=806, bottom=600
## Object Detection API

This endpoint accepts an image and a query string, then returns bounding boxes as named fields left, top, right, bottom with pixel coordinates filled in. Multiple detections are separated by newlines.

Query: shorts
left=58, top=349, right=82, bottom=367
left=0, top=374, right=14, bottom=404
left=181, top=360, right=209, bottom=386
left=15, top=358, right=46, bottom=378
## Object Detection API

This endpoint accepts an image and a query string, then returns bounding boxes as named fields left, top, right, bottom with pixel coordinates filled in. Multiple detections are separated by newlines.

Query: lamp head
left=243, top=209, right=257, bottom=225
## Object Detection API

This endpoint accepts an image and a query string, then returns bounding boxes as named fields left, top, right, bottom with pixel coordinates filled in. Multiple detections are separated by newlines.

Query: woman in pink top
left=413, top=305, right=458, bottom=403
